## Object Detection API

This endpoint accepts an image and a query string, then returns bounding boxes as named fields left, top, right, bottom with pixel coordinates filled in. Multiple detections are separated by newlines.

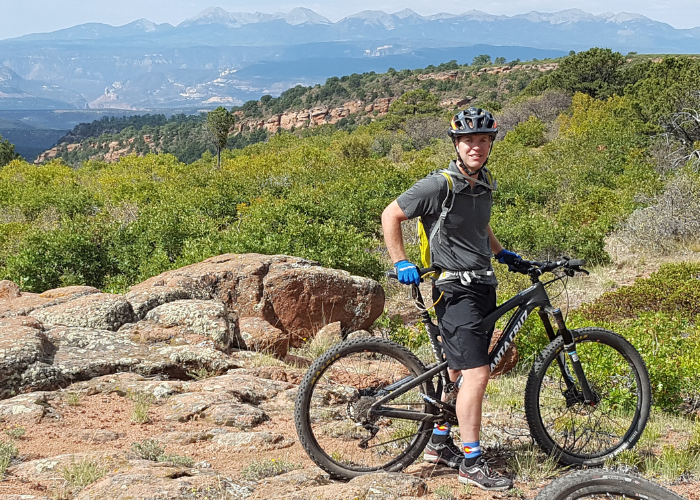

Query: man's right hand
left=394, top=260, right=420, bottom=285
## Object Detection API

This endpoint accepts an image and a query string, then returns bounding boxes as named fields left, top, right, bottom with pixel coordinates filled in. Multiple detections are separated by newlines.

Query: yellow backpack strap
left=418, top=171, right=454, bottom=269
left=482, top=166, right=497, bottom=192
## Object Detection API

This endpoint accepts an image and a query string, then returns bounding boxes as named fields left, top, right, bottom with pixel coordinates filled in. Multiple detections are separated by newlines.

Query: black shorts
left=432, top=281, right=497, bottom=371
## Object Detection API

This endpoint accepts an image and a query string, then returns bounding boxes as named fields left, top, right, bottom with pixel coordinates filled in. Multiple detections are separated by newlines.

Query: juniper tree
left=206, top=107, right=235, bottom=167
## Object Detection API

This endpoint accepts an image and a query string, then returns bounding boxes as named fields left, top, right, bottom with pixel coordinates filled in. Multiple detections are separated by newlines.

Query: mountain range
left=1, top=7, right=698, bottom=113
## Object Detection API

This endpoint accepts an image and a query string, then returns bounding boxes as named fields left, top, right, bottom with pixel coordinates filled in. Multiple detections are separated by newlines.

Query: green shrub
left=131, top=439, right=165, bottom=461
left=579, top=262, right=700, bottom=322
left=568, top=311, right=700, bottom=410
left=372, top=312, right=430, bottom=351
left=3, top=217, right=115, bottom=292
left=504, top=116, right=547, bottom=147
left=157, top=454, right=195, bottom=467
left=333, top=133, right=373, bottom=160
left=4, top=425, right=26, bottom=440
left=0, top=86, right=667, bottom=293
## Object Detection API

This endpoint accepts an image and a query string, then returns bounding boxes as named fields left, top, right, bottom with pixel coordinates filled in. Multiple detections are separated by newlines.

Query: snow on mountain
left=514, top=9, right=598, bottom=25
left=180, top=6, right=330, bottom=28
left=344, top=10, right=398, bottom=29
left=458, top=10, right=509, bottom=22
left=284, top=7, right=331, bottom=26
left=604, top=12, right=654, bottom=24
left=125, top=19, right=159, bottom=32
left=425, top=12, right=459, bottom=21
left=179, top=7, right=277, bottom=28
left=393, top=9, right=424, bottom=21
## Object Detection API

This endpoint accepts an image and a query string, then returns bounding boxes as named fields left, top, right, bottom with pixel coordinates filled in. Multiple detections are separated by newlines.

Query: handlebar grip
left=568, top=259, right=586, bottom=267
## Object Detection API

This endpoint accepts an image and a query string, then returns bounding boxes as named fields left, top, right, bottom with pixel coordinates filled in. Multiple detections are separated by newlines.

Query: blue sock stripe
left=433, top=423, right=451, bottom=435
left=462, top=441, right=481, bottom=458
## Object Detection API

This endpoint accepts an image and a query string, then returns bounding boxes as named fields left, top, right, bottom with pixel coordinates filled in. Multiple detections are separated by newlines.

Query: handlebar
left=385, top=259, right=588, bottom=282
left=514, top=258, right=589, bottom=277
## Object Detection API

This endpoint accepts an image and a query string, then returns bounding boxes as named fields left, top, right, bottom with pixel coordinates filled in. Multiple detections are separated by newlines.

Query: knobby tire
left=535, top=469, right=684, bottom=500
left=525, top=327, right=651, bottom=466
left=294, top=337, right=437, bottom=480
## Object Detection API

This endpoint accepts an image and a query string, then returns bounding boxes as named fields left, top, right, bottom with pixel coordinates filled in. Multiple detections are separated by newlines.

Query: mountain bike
left=294, top=258, right=652, bottom=480
left=535, top=469, right=685, bottom=500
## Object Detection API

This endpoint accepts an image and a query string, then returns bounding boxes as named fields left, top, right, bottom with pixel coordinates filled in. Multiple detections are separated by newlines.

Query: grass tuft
left=0, top=441, right=18, bottom=478
left=240, top=457, right=301, bottom=481
left=644, top=444, right=699, bottom=482
left=508, top=443, right=564, bottom=482
left=63, top=392, right=83, bottom=407
left=605, top=448, right=644, bottom=472
left=60, top=458, right=106, bottom=489
left=128, top=391, right=155, bottom=424
left=186, top=367, right=218, bottom=380
left=433, top=484, right=457, bottom=500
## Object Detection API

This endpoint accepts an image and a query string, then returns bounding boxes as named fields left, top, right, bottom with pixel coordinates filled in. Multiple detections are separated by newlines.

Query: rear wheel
left=525, top=328, right=651, bottom=466
left=294, top=337, right=437, bottom=480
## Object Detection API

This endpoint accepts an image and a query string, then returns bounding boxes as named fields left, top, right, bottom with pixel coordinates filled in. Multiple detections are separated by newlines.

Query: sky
left=0, top=0, right=698, bottom=40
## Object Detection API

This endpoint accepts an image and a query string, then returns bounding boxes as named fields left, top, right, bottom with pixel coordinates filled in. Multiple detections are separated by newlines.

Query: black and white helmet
left=448, top=107, right=498, bottom=139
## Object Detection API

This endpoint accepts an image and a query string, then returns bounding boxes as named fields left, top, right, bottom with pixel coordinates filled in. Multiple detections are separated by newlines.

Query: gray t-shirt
left=397, top=160, right=496, bottom=280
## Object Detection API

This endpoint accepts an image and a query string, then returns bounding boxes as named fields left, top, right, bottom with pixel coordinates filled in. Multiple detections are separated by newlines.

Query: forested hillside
left=2, top=48, right=700, bottom=411
left=35, top=58, right=553, bottom=165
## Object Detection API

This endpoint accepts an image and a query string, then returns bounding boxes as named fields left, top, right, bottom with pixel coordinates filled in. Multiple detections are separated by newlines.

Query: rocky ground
left=0, top=252, right=699, bottom=499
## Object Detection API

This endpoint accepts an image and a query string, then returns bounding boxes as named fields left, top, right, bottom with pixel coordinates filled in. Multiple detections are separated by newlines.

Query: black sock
left=462, top=455, right=480, bottom=467
left=430, top=432, right=450, bottom=444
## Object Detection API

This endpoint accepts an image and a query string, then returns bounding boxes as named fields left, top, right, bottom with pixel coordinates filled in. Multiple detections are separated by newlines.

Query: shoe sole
left=458, top=474, right=512, bottom=491
left=423, top=454, right=461, bottom=469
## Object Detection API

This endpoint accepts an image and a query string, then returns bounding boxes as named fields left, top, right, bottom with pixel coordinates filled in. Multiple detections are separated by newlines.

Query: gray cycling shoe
left=423, top=439, right=463, bottom=469
left=458, top=457, right=513, bottom=491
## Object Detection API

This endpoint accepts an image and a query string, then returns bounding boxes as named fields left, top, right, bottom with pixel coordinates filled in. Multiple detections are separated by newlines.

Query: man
left=381, top=107, right=519, bottom=491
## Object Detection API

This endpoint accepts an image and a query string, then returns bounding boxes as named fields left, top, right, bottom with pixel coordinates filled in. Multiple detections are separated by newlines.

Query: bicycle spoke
left=534, top=333, right=643, bottom=458
left=304, top=347, right=431, bottom=470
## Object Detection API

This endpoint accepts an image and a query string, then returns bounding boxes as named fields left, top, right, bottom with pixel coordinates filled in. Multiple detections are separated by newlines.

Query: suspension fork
left=542, top=307, right=597, bottom=405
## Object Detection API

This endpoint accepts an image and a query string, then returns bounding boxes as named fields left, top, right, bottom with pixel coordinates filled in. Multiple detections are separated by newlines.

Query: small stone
left=212, top=431, right=293, bottom=450
left=239, top=317, right=288, bottom=358
left=0, top=280, right=21, bottom=299
left=78, top=430, right=119, bottom=443
left=346, top=329, right=372, bottom=340
left=207, top=403, right=269, bottom=429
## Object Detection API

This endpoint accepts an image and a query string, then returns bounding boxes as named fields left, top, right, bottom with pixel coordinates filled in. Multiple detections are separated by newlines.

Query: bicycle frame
left=371, top=279, right=597, bottom=423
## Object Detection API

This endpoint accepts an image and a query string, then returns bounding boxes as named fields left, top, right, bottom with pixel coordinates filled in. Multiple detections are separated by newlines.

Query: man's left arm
left=489, top=225, right=523, bottom=268
left=487, top=225, right=503, bottom=255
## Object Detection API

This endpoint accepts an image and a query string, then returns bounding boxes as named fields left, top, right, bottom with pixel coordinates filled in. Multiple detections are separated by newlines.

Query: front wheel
left=535, top=469, right=684, bottom=500
left=525, top=327, right=651, bottom=466
left=294, top=337, right=437, bottom=480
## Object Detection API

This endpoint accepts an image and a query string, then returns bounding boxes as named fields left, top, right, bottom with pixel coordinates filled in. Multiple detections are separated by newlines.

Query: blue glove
left=495, top=249, right=521, bottom=267
left=394, top=260, right=420, bottom=285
